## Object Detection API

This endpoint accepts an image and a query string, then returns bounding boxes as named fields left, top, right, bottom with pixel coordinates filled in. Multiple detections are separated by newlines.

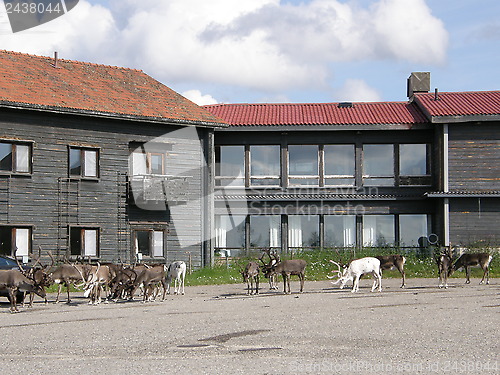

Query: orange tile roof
left=0, top=50, right=224, bottom=127
left=204, top=101, right=428, bottom=126
left=413, top=90, right=500, bottom=118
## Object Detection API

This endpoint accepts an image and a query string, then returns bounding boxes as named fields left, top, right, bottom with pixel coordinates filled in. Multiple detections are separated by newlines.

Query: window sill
left=0, top=171, right=32, bottom=178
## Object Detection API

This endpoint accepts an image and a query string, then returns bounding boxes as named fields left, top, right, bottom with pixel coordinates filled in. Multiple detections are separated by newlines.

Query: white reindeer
left=329, top=257, right=382, bottom=293
left=166, top=261, right=186, bottom=295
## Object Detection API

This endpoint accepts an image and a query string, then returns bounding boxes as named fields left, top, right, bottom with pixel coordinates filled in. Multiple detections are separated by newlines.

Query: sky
left=0, top=0, right=499, bottom=105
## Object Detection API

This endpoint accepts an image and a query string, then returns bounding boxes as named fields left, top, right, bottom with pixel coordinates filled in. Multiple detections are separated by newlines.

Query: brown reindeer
left=264, top=259, right=307, bottom=294
left=241, top=261, right=260, bottom=295
left=449, top=252, right=493, bottom=284
left=376, top=255, right=406, bottom=288
left=435, top=248, right=453, bottom=289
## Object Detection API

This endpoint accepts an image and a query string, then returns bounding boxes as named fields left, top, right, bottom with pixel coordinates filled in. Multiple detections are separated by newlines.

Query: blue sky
left=1, top=0, right=499, bottom=105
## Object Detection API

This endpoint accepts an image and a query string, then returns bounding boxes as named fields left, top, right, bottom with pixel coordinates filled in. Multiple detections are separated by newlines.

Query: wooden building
left=205, top=73, right=500, bottom=255
left=0, top=51, right=498, bottom=264
left=0, top=50, right=224, bottom=266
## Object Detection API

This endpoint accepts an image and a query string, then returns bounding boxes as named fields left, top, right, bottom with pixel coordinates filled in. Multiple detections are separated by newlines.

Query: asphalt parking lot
left=0, top=277, right=498, bottom=375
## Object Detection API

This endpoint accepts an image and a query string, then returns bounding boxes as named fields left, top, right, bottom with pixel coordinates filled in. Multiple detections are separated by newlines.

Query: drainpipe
left=443, top=124, right=450, bottom=246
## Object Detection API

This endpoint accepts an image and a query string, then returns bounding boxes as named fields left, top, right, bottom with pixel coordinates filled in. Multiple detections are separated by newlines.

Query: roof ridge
left=0, top=49, right=143, bottom=73
left=203, top=101, right=410, bottom=108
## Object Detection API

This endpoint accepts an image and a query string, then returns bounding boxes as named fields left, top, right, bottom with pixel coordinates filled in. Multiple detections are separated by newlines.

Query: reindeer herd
left=242, top=249, right=493, bottom=295
left=0, top=247, right=494, bottom=313
left=0, top=249, right=187, bottom=313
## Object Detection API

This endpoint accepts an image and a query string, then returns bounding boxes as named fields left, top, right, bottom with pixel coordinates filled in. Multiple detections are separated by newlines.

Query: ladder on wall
left=0, top=175, right=11, bottom=223
left=116, top=172, right=128, bottom=263
left=57, top=177, right=80, bottom=259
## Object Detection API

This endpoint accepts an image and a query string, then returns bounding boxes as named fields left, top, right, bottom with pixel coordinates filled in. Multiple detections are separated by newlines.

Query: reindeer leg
left=465, top=267, right=471, bottom=284
left=352, top=275, right=360, bottom=293
left=255, top=276, right=259, bottom=295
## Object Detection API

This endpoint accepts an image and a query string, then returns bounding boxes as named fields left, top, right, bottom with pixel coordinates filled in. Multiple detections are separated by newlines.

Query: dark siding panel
left=449, top=198, right=500, bottom=246
left=448, top=123, right=500, bottom=191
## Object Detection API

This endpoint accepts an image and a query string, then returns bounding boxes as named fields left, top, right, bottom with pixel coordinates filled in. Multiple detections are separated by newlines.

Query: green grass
left=186, top=248, right=499, bottom=286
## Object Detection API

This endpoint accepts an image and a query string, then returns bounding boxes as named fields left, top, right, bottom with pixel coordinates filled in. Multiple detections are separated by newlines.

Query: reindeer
left=80, top=263, right=115, bottom=305
left=449, top=252, right=493, bottom=284
left=49, top=262, right=91, bottom=304
left=130, top=264, right=167, bottom=302
left=330, top=257, right=382, bottom=293
left=435, top=248, right=453, bottom=289
left=258, top=249, right=280, bottom=290
left=241, top=261, right=260, bottom=295
left=375, top=255, right=406, bottom=288
left=0, top=267, right=47, bottom=313
left=166, top=261, right=187, bottom=295
left=264, top=259, right=306, bottom=295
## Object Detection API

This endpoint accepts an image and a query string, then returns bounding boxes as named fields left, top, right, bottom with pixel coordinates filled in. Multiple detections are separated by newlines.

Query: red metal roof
left=0, top=50, right=223, bottom=126
left=413, top=90, right=500, bottom=117
left=203, top=102, right=428, bottom=126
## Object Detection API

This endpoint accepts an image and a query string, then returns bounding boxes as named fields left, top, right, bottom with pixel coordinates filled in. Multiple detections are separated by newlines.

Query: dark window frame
left=0, top=140, right=33, bottom=175
left=68, top=146, right=100, bottom=179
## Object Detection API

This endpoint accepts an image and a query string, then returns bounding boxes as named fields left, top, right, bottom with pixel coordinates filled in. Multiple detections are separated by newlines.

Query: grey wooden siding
left=449, top=198, right=500, bottom=246
left=0, top=109, right=210, bottom=267
left=448, top=122, right=500, bottom=191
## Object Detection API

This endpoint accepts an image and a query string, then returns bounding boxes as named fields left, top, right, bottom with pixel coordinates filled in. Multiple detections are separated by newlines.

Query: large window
left=69, top=147, right=98, bottom=178
left=324, top=215, right=356, bottom=247
left=324, top=145, right=355, bottom=186
left=70, top=227, right=99, bottom=257
left=215, top=215, right=246, bottom=249
left=0, top=142, right=31, bottom=174
left=133, top=229, right=164, bottom=258
left=288, top=145, right=319, bottom=186
left=363, top=145, right=394, bottom=186
left=249, top=215, right=281, bottom=248
left=250, top=145, right=280, bottom=186
left=288, top=215, right=320, bottom=248
left=363, top=215, right=395, bottom=247
left=399, top=214, right=429, bottom=247
left=0, top=226, right=31, bottom=257
left=215, top=146, right=245, bottom=187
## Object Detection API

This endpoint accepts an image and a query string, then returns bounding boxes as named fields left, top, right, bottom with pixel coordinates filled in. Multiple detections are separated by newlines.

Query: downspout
left=443, top=124, right=450, bottom=246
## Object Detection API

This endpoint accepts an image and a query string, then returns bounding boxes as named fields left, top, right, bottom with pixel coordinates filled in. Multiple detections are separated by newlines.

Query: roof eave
left=215, top=122, right=431, bottom=131
left=0, top=101, right=228, bottom=129
left=429, top=114, right=500, bottom=124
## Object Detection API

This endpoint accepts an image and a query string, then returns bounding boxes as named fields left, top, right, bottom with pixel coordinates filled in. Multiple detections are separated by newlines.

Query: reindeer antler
left=327, top=259, right=343, bottom=279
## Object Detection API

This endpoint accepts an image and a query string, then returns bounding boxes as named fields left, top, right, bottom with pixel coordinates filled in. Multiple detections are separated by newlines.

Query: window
left=400, top=144, right=428, bottom=176
left=215, top=146, right=245, bottom=187
left=133, top=229, right=164, bottom=258
left=399, top=214, right=429, bottom=247
left=0, top=226, right=31, bottom=257
left=288, top=215, right=320, bottom=248
left=250, top=145, right=280, bottom=186
left=289, top=145, right=319, bottom=186
left=250, top=215, right=281, bottom=248
left=363, top=215, right=395, bottom=247
left=69, top=147, right=98, bottom=178
left=70, top=227, right=99, bottom=257
left=324, top=215, right=356, bottom=247
left=0, top=141, right=31, bottom=174
left=215, top=215, right=246, bottom=249
left=363, top=145, right=394, bottom=186
left=131, top=150, right=166, bottom=176
left=324, top=145, right=355, bottom=186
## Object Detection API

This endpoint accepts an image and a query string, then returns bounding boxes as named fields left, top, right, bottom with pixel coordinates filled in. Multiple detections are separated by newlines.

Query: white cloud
left=182, top=90, right=218, bottom=106
left=0, top=0, right=449, bottom=95
left=335, top=79, right=382, bottom=102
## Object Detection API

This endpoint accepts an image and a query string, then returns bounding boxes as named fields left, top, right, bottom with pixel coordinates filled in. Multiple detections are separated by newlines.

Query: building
left=205, top=73, right=500, bottom=256
left=0, top=50, right=224, bottom=266
left=1, top=50, right=498, bottom=265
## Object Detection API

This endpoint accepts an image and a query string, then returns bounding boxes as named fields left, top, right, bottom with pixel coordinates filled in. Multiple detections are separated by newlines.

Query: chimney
left=52, top=51, right=60, bottom=68
left=407, top=72, right=430, bottom=98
